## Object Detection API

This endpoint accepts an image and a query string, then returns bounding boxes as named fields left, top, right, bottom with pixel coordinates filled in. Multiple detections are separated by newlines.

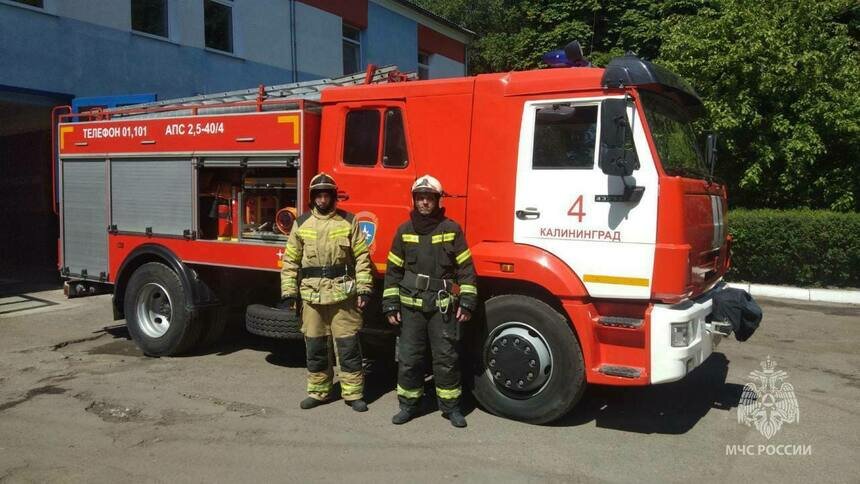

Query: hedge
left=727, top=209, right=860, bottom=288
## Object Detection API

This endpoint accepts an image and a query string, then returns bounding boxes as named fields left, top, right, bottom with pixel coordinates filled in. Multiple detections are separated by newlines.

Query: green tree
left=660, top=0, right=859, bottom=211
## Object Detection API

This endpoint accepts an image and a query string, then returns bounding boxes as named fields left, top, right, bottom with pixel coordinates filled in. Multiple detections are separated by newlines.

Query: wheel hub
left=135, top=282, right=173, bottom=338
left=486, top=326, right=551, bottom=392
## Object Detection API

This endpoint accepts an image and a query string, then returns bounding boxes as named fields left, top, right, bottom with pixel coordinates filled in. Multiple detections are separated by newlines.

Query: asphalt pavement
left=0, top=280, right=857, bottom=483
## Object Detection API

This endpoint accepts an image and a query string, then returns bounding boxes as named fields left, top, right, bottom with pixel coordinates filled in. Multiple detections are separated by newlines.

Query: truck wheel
left=471, top=295, right=586, bottom=424
left=245, top=304, right=302, bottom=339
left=124, top=262, right=202, bottom=356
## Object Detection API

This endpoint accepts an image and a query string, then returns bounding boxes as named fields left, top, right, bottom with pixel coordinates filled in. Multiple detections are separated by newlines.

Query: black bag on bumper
left=711, top=288, right=762, bottom=342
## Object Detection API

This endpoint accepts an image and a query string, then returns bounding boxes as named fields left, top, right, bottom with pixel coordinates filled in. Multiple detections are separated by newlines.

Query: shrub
left=727, top=209, right=860, bottom=288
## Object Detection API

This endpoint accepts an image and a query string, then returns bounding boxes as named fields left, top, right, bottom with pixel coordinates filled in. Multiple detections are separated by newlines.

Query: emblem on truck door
left=355, top=211, right=379, bottom=254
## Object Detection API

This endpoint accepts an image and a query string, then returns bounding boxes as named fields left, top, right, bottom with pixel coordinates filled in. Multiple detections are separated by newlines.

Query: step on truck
left=55, top=52, right=742, bottom=424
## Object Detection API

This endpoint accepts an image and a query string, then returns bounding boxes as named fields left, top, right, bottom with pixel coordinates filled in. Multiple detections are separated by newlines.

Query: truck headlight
left=671, top=321, right=692, bottom=347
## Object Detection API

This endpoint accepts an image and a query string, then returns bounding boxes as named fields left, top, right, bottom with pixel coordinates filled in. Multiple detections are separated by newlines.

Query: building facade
left=0, top=0, right=471, bottom=273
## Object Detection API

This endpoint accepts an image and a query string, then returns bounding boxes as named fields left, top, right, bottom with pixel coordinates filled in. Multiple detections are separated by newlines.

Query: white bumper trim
left=650, top=282, right=727, bottom=384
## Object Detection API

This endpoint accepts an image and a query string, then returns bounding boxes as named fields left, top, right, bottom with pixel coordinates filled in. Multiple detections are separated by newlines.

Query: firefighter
left=280, top=172, right=373, bottom=412
left=383, top=174, right=478, bottom=428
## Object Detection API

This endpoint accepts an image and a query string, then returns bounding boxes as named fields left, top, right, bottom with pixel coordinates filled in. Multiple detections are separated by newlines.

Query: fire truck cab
left=56, top=56, right=733, bottom=424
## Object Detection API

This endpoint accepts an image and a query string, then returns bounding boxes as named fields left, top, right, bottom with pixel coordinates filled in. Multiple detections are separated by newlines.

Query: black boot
left=300, top=397, right=328, bottom=409
left=392, top=408, right=416, bottom=425
left=444, top=410, right=467, bottom=428
left=345, top=399, right=368, bottom=412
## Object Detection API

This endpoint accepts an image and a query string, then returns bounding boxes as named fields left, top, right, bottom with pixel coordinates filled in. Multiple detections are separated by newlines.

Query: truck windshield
left=640, top=91, right=707, bottom=178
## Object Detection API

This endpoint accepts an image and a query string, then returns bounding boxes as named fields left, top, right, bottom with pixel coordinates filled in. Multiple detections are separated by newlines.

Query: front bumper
left=650, top=282, right=728, bottom=384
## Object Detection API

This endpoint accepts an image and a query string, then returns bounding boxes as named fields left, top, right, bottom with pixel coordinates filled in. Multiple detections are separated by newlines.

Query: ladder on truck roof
left=108, top=65, right=413, bottom=120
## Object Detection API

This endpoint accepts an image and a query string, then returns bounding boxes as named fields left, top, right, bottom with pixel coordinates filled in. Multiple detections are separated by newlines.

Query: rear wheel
left=471, top=294, right=585, bottom=424
left=124, top=262, right=201, bottom=356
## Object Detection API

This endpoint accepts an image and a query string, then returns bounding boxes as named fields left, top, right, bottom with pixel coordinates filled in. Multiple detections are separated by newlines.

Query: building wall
left=364, top=2, right=418, bottom=76
left=294, top=1, right=342, bottom=80
left=0, top=5, right=301, bottom=99
left=0, top=0, right=469, bottom=101
left=428, top=53, right=464, bottom=79
left=55, top=0, right=129, bottom=31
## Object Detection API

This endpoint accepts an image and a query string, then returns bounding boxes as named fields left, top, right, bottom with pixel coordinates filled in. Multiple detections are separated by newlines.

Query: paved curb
left=727, top=282, right=860, bottom=305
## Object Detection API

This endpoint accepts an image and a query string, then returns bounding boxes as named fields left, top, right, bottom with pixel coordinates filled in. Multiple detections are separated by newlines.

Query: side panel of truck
left=61, top=158, right=108, bottom=279
left=111, top=158, right=194, bottom=236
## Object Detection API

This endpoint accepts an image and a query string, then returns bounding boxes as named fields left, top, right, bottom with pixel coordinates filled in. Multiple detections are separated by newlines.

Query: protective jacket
left=382, top=218, right=477, bottom=314
left=281, top=208, right=372, bottom=304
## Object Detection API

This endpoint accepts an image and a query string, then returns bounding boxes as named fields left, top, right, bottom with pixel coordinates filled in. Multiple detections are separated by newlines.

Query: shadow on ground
left=0, top=268, right=62, bottom=298
left=549, top=353, right=744, bottom=433
left=89, top=317, right=741, bottom=432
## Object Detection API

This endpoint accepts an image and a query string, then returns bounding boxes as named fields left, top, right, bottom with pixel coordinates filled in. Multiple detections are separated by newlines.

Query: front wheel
left=124, top=262, right=201, bottom=356
left=470, top=295, right=585, bottom=424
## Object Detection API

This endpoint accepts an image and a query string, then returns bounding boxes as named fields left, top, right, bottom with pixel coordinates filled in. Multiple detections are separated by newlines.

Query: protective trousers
left=396, top=306, right=462, bottom=413
left=302, top=298, right=364, bottom=401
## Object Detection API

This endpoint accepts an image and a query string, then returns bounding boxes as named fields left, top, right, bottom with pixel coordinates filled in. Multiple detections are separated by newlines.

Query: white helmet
left=411, top=174, right=443, bottom=196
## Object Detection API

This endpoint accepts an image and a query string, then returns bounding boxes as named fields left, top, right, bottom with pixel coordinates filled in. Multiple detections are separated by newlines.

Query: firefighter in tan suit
left=280, top=173, right=373, bottom=412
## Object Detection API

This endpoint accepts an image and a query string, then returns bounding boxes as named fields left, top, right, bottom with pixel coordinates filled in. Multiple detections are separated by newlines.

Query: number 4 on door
left=567, top=195, right=586, bottom=222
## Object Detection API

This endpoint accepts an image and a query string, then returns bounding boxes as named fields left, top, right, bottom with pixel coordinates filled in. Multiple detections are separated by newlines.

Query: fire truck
left=55, top=50, right=737, bottom=424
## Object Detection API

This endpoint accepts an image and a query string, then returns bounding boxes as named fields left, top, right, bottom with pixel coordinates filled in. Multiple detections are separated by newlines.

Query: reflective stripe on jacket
left=382, top=218, right=477, bottom=313
left=281, top=208, right=373, bottom=304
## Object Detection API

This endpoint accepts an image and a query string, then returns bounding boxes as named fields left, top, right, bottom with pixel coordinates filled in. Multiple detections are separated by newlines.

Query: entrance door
left=512, top=97, right=659, bottom=299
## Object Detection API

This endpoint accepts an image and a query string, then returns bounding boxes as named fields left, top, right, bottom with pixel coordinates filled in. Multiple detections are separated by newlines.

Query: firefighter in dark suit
left=382, top=175, right=477, bottom=428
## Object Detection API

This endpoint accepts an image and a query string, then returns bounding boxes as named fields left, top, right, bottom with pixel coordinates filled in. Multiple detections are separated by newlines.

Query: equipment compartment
left=196, top=159, right=299, bottom=244
left=61, top=158, right=108, bottom=279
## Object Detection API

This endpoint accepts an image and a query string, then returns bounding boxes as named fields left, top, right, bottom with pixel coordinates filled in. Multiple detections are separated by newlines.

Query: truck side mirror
left=598, top=98, right=639, bottom=177
left=706, top=133, right=718, bottom=178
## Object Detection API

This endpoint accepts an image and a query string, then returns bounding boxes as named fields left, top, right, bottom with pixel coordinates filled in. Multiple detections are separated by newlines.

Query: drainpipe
left=290, top=0, right=298, bottom=82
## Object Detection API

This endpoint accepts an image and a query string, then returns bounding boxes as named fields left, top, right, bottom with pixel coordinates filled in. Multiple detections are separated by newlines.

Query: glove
left=456, top=306, right=472, bottom=322
left=277, top=297, right=296, bottom=311
left=385, top=310, right=401, bottom=325
left=356, top=294, right=370, bottom=310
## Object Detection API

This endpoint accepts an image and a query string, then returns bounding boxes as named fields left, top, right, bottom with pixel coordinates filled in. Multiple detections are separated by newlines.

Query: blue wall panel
left=364, top=3, right=417, bottom=74
left=0, top=7, right=309, bottom=101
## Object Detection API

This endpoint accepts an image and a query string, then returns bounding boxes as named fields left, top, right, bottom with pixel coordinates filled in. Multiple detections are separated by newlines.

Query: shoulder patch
left=296, top=211, right=313, bottom=226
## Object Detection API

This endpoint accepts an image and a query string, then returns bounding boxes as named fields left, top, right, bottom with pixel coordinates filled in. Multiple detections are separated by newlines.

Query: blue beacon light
left=542, top=41, right=592, bottom=68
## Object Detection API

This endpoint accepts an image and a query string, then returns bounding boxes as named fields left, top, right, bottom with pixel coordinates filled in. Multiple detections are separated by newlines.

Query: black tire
left=470, top=294, right=586, bottom=424
left=124, top=262, right=202, bottom=356
left=245, top=304, right=302, bottom=339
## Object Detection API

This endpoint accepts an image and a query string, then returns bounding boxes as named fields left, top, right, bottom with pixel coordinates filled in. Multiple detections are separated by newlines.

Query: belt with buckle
left=301, top=264, right=353, bottom=279
left=403, top=270, right=454, bottom=292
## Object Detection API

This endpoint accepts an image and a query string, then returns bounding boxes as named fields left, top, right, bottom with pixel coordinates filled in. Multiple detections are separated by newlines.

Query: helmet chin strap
left=311, top=189, right=336, bottom=214
left=315, top=201, right=334, bottom=214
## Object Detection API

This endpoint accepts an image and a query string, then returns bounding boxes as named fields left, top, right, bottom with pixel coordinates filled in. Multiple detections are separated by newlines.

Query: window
left=342, top=24, right=361, bottom=75
left=383, top=109, right=408, bottom=168
left=10, top=0, right=43, bottom=7
left=204, top=0, right=232, bottom=53
left=640, top=92, right=707, bottom=178
left=532, top=105, right=598, bottom=169
left=343, top=110, right=380, bottom=166
left=417, top=52, right=430, bottom=80
left=132, top=0, right=168, bottom=38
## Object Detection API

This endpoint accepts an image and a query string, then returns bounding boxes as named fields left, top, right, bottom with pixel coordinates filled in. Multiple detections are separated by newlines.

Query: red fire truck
left=55, top=54, right=736, bottom=424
